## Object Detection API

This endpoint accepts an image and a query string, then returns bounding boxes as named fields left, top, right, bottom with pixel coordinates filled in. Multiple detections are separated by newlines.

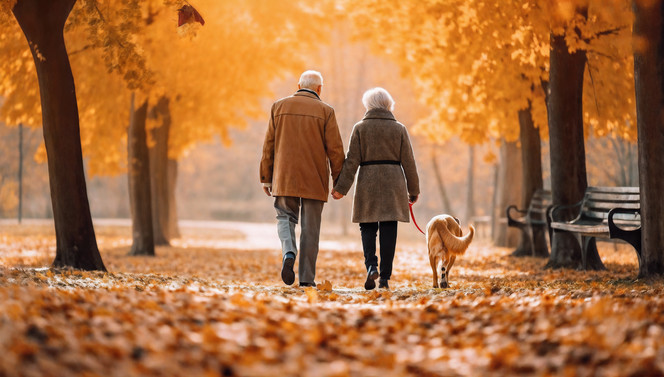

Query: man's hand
left=263, top=185, right=272, bottom=197
left=331, top=189, right=344, bottom=200
left=409, top=195, right=418, bottom=204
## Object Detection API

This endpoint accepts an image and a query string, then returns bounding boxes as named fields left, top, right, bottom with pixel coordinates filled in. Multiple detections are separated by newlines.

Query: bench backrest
left=580, top=186, right=640, bottom=225
left=528, top=189, right=552, bottom=222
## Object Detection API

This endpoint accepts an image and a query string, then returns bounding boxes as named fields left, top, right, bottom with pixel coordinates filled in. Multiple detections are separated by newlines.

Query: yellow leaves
left=0, top=0, right=16, bottom=16
left=229, top=292, right=251, bottom=308
left=0, top=223, right=663, bottom=375
left=553, top=0, right=580, bottom=23
left=316, top=280, right=333, bottom=292
left=348, top=0, right=635, bottom=146
left=302, top=287, right=319, bottom=303
left=482, top=150, right=497, bottom=164
left=0, top=180, right=18, bottom=214
left=2, top=301, right=23, bottom=320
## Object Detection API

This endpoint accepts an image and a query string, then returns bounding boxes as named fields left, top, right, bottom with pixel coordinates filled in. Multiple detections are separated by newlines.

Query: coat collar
left=363, top=108, right=396, bottom=121
left=294, top=88, right=321, bottom=100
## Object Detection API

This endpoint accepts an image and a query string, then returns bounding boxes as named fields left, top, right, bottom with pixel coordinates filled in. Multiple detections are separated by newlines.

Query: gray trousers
left=274, top=196, right=324, bottom=284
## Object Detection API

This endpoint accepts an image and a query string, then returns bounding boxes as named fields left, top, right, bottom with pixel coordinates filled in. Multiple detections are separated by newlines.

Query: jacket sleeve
left=400, top=125, right=420, bottom=196
left=333, top=124, right=361, bottom=195
left=259, top=104, right=276, bottom=184
left=325, top=109, right=345, bottom=182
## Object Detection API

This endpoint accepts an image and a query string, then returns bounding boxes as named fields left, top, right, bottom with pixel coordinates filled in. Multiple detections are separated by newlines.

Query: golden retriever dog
left=426, top=215, right=475, bottom=288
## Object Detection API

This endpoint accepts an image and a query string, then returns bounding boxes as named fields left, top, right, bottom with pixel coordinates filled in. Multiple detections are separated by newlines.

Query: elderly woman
left=332, top=88, right=420, bottom=290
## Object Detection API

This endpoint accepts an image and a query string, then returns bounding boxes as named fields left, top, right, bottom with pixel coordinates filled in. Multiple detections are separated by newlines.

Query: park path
left=0, top=218, right=365, bottom=252
left=0, top=219, right=661, bottom=377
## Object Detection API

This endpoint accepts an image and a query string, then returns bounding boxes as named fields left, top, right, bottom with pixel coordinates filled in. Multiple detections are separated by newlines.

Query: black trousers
left=360, top=221, right=398, bottom=280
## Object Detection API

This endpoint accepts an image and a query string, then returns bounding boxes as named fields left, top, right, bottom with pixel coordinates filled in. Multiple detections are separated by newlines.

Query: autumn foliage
left=0, top=0, right=331, bottom=175
left=347, top=0, right=636, bottom=145
left=0, top=0, right=663, bottom=373
left=1, top=223, right=663, bottom=376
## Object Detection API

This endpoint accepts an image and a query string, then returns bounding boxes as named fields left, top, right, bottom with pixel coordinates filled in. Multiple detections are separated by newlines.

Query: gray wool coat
left=333, top=108, right=420, bottom=223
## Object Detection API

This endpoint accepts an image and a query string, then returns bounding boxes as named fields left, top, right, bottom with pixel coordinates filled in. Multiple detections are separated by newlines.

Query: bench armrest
left=608, top=208, right=640, bottom=229
left=506, top=205, right=528, bottom=227
left=608, top=208, right=642, bottom=256
left=548, top=199, right=584, bottom=223
left=506, top=205, right=527, bottom=218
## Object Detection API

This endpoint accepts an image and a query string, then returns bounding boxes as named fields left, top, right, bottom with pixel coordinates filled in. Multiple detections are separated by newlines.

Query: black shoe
left=299, top=282, right=316, bottom=287
left=364, top=266, right=379, bottom=290
left=281, top=253, right=295, bottom=285
left=378, top=279, right=389, bottom=289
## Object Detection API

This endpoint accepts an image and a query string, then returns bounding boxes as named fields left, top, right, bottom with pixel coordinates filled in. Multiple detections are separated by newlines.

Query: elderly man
left=259, top=70, right=345, bottom=287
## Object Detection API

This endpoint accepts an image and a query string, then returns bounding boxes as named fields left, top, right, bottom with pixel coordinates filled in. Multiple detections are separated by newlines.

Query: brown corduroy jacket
left=259, top=90, right=345, bottom=202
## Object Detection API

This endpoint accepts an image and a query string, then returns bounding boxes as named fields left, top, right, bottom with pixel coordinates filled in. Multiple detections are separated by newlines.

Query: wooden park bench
left=506, top=189, right=552, bottom=255
left=548, top=186, right=641, bottom=268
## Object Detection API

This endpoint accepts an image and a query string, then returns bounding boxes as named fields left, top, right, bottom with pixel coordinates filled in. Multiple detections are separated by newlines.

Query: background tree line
left=0, top=0, right=661, bottom=278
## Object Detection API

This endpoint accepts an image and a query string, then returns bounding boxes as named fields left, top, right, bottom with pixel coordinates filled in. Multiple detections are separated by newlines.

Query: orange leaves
left=0, top=0, right=17, bottom=18
left=0, top=224, right=663, bottom=375
left=347, top=0, right=636, bottom=146
left=316, top=279, right=333, bottom=291
left=304, top=287, right=318, bottom=303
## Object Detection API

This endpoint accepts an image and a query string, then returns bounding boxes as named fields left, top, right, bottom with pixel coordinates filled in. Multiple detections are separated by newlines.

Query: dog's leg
left=430, top=252, right=439, bottom=288
left=439, top=253, right=449, bottom=288
left=443, top=255, right=456, bottom=289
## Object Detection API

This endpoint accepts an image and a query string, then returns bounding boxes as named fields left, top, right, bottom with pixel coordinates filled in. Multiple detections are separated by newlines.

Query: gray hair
left=298, top=70, right=323, bottom=90
left=362, top=87, right=395, bottom=111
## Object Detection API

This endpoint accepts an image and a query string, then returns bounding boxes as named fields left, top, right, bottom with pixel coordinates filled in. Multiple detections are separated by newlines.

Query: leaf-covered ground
left=1, top=222, right=663, bottom=377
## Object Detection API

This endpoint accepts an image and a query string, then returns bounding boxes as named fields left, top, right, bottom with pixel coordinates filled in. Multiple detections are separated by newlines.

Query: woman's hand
left=331, top=189, right=344, bottom=200
left=409, top=195, right=418, bottom=204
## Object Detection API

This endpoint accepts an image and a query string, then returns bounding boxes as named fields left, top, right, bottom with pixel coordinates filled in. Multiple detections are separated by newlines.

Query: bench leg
left=530, top=225, right=550, bottom=257
left=511, top=227, right=532, bottom=257
left=581, top=236, right=606, bottom=271
left=581, top=236, right=592, bottom=270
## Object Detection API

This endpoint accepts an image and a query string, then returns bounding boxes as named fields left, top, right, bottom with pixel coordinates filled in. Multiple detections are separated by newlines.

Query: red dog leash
left=409, top=202, right=426, bottom=235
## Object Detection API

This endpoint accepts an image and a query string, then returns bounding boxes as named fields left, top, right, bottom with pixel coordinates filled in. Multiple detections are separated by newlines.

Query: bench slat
left=586, top=193, right=640, bottom=201
left=531, top=203, right=552, bottom=210
left=551, top=222, right=610, bottom=235
left=586, top=186, right=639, bottom=194
left=584, top=201, right=640, bottom=210
left=549, top=186, right=642, bottom=265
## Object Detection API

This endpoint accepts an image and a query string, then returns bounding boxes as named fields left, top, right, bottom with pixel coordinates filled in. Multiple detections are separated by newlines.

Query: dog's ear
left=453, top=217, right=460, bottom=225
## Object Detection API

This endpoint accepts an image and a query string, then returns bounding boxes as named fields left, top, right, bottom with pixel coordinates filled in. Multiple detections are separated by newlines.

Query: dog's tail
left=439, top=224, right=475, bottom=255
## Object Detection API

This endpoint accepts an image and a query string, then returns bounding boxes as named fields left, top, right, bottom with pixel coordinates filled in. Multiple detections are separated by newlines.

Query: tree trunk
left=546, top=31, right=604, bottom=270
left=490, top=163, right=499, bottom=239
left=149, top=97, right=172, bottom=246
left=513, top=103, right=548, bottom=257
left=167, top=159, right=180, bottom=239
left=633, top=0, right=664, bottom=277
left=493, top=140, right=523, bottom=247
left=465, top=145, right=476, bottom=221
left=13, top=0, right=106, bottom=271
left=128, top=95, right=155, bottom=256
left=18, top=123, right=23, bottom=224
left=431, top=148, right=453, bottom=214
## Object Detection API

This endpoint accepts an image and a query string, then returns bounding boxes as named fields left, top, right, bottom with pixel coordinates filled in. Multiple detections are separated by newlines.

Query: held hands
left=331, top=189, right=344, bottom=200
left=409, top=195, right=418, bottom=204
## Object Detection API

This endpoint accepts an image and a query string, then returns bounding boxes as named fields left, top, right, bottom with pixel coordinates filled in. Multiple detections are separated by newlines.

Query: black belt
left=360, top=160, right=400, bottom=166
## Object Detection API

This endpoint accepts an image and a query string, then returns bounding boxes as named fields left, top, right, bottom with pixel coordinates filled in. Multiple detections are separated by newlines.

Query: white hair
left=298, top=70, right=323, bottom=90
left=362, top=87, right=395, bottom=111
